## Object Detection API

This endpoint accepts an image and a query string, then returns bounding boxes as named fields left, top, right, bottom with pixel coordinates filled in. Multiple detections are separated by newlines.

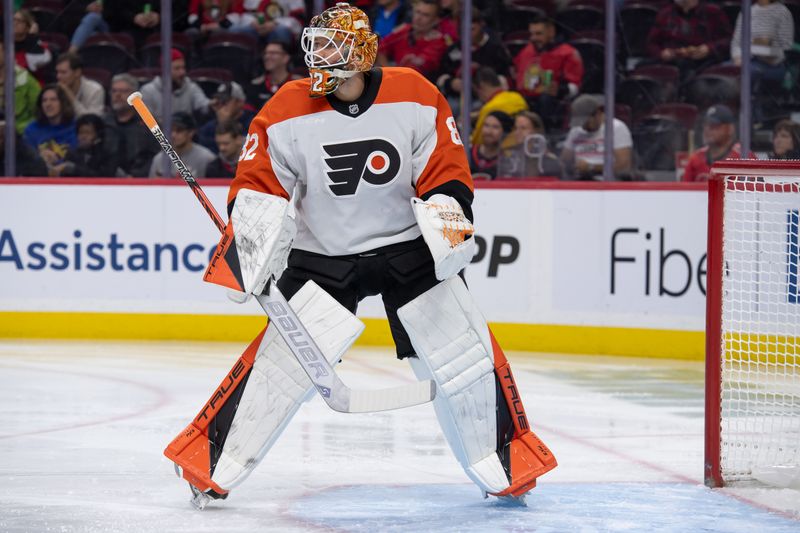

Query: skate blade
left=496, top=494, right=528, bottom=507
left=189, top=485, right=212, bottom=511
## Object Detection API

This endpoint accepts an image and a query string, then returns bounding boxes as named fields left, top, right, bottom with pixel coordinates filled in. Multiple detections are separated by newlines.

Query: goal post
left=705, top=160, right=800, bottom=488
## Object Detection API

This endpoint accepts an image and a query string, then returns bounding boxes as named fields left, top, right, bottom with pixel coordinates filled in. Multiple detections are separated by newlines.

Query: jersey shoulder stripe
left=258, top=77, right=332, bottom=126
left=376, top=67, right=440, bottom=107
left=255, top=68, right=438, bottom=127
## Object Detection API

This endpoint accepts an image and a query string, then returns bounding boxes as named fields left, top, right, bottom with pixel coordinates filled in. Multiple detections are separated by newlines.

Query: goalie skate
left=493, top=492, right=527, bottom=507
left=174, top=463, right=228, bottom=510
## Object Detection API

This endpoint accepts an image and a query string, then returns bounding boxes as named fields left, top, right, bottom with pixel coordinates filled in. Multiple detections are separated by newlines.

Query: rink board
left=0, top=179, right=723, bottom=357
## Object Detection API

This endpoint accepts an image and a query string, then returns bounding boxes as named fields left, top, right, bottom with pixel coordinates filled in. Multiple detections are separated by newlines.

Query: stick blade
left=344, top=379, right=436, bottom=413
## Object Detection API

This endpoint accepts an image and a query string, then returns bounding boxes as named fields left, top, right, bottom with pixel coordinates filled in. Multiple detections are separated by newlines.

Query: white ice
left=1, top=340, right=798, bottom=532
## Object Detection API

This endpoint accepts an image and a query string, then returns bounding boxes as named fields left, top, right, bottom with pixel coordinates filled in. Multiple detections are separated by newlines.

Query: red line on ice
left=0, top=367, right=171, bottom=440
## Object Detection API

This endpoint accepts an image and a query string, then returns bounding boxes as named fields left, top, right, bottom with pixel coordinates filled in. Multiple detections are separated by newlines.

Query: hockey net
left=705, top=160, right=800, bottom=488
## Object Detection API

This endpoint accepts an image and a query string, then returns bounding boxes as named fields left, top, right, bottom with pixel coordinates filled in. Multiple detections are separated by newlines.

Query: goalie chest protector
left=228, top=66, right=473, bottom=257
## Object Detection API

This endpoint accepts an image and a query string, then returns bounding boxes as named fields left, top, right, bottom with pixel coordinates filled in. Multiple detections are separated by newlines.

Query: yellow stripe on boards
left=724, top=332, right=800, bottom=366
left=0, top=312, right=706, bottom=360
left=487, top=323, right=705, bottom=360
left=0, top=312, right=267, bottom=342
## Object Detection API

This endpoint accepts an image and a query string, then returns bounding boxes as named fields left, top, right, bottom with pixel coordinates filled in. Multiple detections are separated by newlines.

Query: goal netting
left=705, top=161, right=800, bottom=488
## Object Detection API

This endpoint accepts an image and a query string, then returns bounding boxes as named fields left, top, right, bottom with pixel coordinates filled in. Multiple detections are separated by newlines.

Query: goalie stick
left=127, top=91, right=436, bottom=413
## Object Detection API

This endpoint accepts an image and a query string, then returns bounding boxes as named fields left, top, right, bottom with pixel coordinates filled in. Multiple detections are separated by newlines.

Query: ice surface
left=0, top=340, right=798, bottom=532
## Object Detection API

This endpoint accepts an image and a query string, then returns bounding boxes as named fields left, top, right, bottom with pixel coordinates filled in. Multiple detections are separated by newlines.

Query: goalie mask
left=301, top=2, right=378, bottom=97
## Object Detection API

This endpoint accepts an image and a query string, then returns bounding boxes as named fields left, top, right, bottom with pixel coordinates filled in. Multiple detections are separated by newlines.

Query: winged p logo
left=321, top=138, right=401, bottom=196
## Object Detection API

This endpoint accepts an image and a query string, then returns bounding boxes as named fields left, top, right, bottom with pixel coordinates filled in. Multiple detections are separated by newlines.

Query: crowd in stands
left=3, top=0, right=800, bottom=180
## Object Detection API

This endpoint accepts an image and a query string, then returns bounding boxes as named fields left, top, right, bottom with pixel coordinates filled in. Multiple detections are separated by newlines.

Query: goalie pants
left=278, top=236, right=446, bottom=359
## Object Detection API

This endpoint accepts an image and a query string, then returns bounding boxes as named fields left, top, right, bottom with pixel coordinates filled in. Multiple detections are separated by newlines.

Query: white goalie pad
left=210, top=280, right=364, bottom=490
left=398, top=277, right=510, bottom=494
left=231, top=188, right=297, bottom=295
left=411, top=194, right=476, bottom=281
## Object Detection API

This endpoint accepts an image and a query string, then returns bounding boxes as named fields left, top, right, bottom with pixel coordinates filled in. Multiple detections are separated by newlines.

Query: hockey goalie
left=164, top=2, right=557, bottom=509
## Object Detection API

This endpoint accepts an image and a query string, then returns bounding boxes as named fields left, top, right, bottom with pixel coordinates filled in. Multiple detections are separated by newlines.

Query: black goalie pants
left=276, top=236, right=440, bottom=359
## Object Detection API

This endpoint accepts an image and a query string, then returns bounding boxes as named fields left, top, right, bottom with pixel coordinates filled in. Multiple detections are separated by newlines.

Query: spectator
left=0, top=121, right=48, bottom=177
left=54, top=52, right=105, bottom=117
left=370, top=0, right=409, bottom=39
left=497, top=111, right=564, bottom=178
left=187, top=0, right=300, bottom=42
left=102, top=73, right=159, bottom=177
left=206, top=120, right=245, bottom=178
left=69, top=2, right=161, bottom=52
left=437, top=8, right=513, bottom=107
left=187, top=0, right=247, bottom=36
left=197, top=81, right=256, bottom=153
left=246, top=41, right=302, bottom=109
left=0, top=41, right=41, bottom=134
left=513, top=15, right=583, bottom=130
left=140, top=49, right=210, bottom=122
left=13, top=9, right=52, bottom=82
left=438, top=0, right=460, bottom=44
left=23, top=85, right=77, bottom=170
left=768, top=119, right=800, bottom=159
left=682, top=105, right=746, bottom=182
left=378, top=0, right=448, bottom=80
left=560, top=94, right=633, bottom=180
left=471, top=66, right=528, bottom=146
left=247, top=0, right=305, bottom=44
left=54, top=114, right=118, bottom=177
left=468, top=110, right=513, bottom=179
left=149, top=112, right=215, bottom=178
left=68, top=1, right=106, bottom=52
left=730, top=0, right=795, bottom=124
left=646, top=0, right=732, bottom=80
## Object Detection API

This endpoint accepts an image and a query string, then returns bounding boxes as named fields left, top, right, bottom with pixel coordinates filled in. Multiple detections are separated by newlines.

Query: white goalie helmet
left=300, top=2, right=378, bottom=97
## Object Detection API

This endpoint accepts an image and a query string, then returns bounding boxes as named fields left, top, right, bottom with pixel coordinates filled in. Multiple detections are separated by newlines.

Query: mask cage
left=301, top=27, right=355, bottom=69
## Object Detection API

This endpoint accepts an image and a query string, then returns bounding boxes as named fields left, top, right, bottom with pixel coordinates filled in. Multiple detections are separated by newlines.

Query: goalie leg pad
left=164, top=280, right=364, bottom=494
left=398, top=277, right=556, bottom=497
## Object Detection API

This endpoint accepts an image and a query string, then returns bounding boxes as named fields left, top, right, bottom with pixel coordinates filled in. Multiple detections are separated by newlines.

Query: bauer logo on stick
left=322, top=138, right=401, bottom=196
left=265, top=300, right=330, bottom=379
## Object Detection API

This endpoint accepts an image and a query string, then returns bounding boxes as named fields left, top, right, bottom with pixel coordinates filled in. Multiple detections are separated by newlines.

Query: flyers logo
left=322, top=139, right=401, bottom=196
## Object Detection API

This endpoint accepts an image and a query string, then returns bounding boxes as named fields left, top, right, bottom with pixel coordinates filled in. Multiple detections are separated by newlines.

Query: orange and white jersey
left=228, top=67, right=473, bottom=256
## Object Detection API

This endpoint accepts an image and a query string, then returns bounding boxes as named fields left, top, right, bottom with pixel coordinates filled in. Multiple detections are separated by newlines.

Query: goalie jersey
left=228, top=66, right=474, bottom=256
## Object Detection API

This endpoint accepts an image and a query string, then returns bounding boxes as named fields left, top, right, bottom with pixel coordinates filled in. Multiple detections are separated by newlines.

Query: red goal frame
left=705, top=159, right=800, bottom=488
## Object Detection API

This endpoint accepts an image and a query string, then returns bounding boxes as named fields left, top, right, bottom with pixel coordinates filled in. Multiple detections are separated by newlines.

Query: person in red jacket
left=377, top=0, right=447, bottom=80
left=682, top=105, right=748, bottom=182
left=646, top=0, right=732, bottom=80
left=513, top=15, right=583, bottom=130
